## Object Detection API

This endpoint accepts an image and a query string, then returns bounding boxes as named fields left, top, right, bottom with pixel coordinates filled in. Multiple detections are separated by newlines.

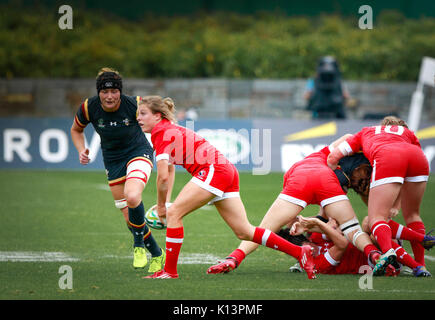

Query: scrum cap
left=96, top=71, right=122, bottom=94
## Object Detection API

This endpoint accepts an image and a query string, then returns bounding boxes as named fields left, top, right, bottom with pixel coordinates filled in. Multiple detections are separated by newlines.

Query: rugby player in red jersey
left=207, top=138, right=391, bottom=276
left=285, top=215, right=432, bottom=277
left=70, top=68, right=169, bottom=271
left=327, top=116, right=430, bottom=271
left=137, top=95, right=317, bottom=279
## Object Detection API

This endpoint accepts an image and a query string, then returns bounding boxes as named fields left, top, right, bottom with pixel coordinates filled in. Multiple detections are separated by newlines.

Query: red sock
left=228, top=249, right=246, bottom=266
left=252, top=227, right=302, bottom=259
left=407, top=221, right=426, bottom=266
left=388, top=220, right=424, bottom=242
left=370, top=221, right=393, bottom=253
left=390, top=241, right=420, bottom=269
left=164, top=227, right=184, bottom=275
left=363, top=244, right=379, bottom=258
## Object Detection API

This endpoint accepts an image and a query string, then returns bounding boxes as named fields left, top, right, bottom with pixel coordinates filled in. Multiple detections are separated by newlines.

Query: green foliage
left=2, top=5, right=435, bottom=80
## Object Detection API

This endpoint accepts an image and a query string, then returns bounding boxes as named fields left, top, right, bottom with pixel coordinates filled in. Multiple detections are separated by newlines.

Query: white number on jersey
left=373, top=125, right=404, bottom=136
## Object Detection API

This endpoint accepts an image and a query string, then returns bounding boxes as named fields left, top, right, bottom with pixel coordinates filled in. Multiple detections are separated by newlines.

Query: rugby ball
left=145, top=203, right=171, bottom=230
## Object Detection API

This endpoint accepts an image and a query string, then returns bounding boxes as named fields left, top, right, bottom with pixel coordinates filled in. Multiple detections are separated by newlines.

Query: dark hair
left=277, top=228, right=309, bottom=246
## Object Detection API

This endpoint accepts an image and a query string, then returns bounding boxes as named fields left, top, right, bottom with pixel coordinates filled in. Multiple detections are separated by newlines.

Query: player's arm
left=70, top=120, right=90, bottom=165
left=298, top=216, right=349, bottom=251
left=156, top=158, right=171, bottom=222
left=166, top=163, right=175, bottom=203
left=327, top=133, right=359, bottom=170
left=329, top=134, right=353, bottom=151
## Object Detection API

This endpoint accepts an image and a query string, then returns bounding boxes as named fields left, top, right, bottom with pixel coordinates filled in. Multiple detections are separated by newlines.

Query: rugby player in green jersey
left=71, top=68, right=173, bottom=272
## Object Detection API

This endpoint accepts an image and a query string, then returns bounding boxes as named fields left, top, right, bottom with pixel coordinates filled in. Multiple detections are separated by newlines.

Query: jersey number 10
left=373, top=125, right=404, bottom=136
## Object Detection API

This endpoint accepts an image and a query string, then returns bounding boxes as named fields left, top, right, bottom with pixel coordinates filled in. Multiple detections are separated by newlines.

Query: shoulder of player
left=121, top=95, right=141, bottom=107
left=151, top=121, right=181, bottom=140
left=78, top=95, right=99, bottom=121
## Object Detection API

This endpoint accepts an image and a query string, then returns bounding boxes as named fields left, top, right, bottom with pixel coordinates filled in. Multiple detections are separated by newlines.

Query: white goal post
left=408, top=56, right=435, bottom=131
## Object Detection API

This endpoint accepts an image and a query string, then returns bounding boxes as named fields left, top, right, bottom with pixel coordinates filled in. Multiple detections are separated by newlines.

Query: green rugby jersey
left=74, top=95, right=153, bottom=162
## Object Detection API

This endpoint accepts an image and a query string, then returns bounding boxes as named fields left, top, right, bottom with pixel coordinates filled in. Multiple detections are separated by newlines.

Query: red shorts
left=191, top=163, right=240, bottom=203
left=279, top=162, right=347, bottom=208
left=370, top=144, right=429, bottom=188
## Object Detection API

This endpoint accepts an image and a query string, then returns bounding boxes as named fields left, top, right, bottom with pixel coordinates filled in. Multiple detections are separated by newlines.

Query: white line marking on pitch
left=0, top=251, right=219, bottom=264
left=101, top=252, right=221, bottom=264
left=0, top=251, right=79, bottom=262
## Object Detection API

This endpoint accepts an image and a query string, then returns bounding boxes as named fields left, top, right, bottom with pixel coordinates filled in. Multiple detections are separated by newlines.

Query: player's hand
left=79, top=148, right=90, bottom=165
left=290, top=222, right=306, bottom=236
left=298, top=216, right=319, bottom=229
left=389, top=208, right=399, bottom=219
left=156, top=203, right=167, bottom=224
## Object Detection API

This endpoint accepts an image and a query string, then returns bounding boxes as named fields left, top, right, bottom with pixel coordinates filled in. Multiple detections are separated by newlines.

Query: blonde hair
left=380, top=116, right=408, bottom=128
left=96, top=67, right=121, bottom=79
left=139, top=95, right=177, bottom=123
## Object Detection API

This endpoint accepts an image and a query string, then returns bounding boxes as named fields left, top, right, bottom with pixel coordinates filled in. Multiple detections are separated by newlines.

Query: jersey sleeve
left=151, top=127, right=172, bottom=162
left=74, top=99, right=90, bottom=128
left=342, top=130, right=363, bottom=154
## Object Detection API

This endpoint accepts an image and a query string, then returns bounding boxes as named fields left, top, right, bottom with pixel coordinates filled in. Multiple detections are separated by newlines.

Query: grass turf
left=0, top=170, right=434, bottom=300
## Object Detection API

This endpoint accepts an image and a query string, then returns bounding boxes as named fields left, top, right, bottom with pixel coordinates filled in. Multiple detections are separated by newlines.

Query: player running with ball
left=137, top=95, right=317, bottom=279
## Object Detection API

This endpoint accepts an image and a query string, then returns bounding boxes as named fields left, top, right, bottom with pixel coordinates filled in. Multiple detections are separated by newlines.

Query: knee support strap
left=126, top=159, right=152, bottom=186
left=115, top=198, right=127, bottom=210
left=339, top=218, right=364, bottom=246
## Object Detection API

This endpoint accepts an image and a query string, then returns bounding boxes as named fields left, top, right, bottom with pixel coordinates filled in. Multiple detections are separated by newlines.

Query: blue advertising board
left=2, top=118, right=435, bottom=174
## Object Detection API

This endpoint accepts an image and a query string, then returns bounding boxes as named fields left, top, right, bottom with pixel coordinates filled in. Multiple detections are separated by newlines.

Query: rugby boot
left=133, top=247, right=147, bottom=269
left=144, top=270, right=179, bottom=279
left=299, top=245, right=316, bottom=279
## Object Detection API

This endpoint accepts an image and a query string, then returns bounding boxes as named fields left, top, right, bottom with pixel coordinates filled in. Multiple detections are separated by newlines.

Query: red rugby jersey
left=343, top=125, right=421, bottom=161
left=151, top=119, right=229, bottom=175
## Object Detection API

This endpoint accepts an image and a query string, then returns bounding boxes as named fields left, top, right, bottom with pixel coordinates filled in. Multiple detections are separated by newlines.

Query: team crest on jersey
left=198, top=170, right=206, bottom=177
left=123, top=118, right=130, bottom=126
left=98, top=119, right=105, bottom=128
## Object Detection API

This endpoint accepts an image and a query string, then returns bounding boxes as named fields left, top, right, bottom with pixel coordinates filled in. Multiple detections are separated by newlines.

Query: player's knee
left=233, top=225, right=253, bottom=241
left=124, top=190, right=142, bottom=208
left=166, top=205, right=184, bottom=225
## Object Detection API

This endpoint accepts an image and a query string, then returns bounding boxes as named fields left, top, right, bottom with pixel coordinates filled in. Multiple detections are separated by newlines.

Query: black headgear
left=338, top=152, right=370, bottom=177
left=334, top=153, right=371, bottom=191
left=96, top=72, right=122, bottom=94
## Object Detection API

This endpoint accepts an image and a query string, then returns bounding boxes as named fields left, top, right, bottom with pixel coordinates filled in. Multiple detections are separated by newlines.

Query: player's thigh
left=400, top=181, right=427, bottom=223
left=110, top=183, right=125, bottom=201
left=368, top=183, right=402, bottom=224
left=258, top=198, right=303, bottom=232
left=214, top=197, right=255, bottom=239
left=323, top=199, right=356, bottom=225
left=169, top=181, right=215, bottom=220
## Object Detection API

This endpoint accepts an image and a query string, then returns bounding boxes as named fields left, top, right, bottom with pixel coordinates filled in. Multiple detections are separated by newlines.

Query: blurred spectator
left=176, top=108, right=187, bottom=122
left=304, top=56, right=350, bottom=119
left=176, top=107, right=199, bottom=122
left=186, top=107, right=199, bottom=121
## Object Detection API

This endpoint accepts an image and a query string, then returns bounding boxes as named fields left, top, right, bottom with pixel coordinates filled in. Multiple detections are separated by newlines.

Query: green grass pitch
left=0, top=170, right=434, bottom=300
